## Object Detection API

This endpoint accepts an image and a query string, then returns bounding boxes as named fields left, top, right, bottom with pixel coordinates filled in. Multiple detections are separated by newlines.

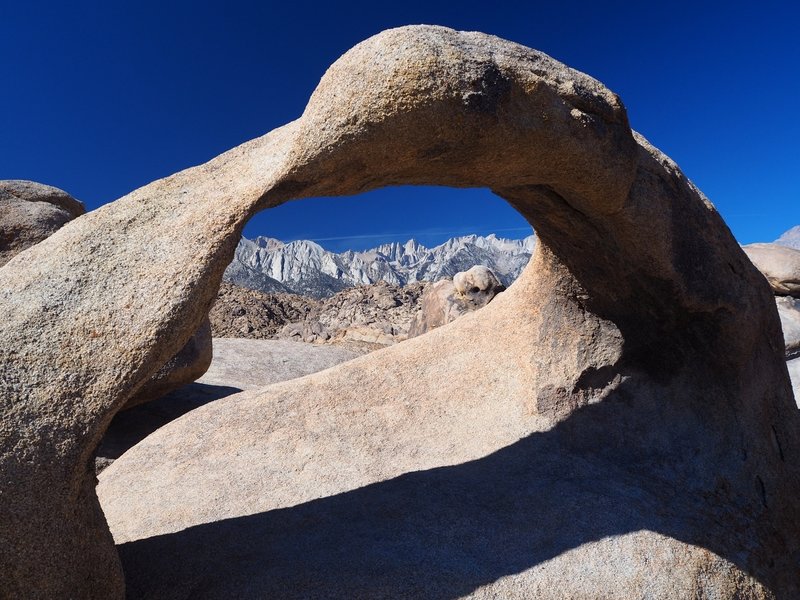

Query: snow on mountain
left=224, top=233, right=536, bottom=298
left=775, top=226, right=800, bottom=249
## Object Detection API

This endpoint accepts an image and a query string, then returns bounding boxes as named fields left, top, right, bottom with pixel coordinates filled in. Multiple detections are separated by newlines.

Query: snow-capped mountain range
left=224, top=233, right=536, bottom=298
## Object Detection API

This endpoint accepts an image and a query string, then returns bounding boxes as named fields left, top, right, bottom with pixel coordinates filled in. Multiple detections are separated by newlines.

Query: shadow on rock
left=97, top=383, right=242, bottom=468
left=118, top=375, right=793, bottom=599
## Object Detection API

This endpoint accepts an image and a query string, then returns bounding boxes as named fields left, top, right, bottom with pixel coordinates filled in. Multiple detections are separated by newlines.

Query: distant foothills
left=224, top=226, right=800, bottom=299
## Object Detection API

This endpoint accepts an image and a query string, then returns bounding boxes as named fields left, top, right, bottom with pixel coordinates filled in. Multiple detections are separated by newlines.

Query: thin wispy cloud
left=292, top=226, right=534, bottom=244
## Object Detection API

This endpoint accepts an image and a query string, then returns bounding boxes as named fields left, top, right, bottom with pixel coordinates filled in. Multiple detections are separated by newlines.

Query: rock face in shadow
left=2, top=25, right=799, bottom=599
left=123, top=317, right=213, bottom=409
left=0, top=180, right=86, bottom=267
left=777, top=296, right=800, bottom=358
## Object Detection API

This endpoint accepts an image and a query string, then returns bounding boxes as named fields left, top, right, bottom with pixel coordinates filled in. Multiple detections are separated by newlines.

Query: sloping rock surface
left=3, top=25, right=799, bottom=599
left=96, top=338, right=359, bottom=472
left=0, top=180, right=213, bottom=411
left=197, top=337, right=360, bottom=390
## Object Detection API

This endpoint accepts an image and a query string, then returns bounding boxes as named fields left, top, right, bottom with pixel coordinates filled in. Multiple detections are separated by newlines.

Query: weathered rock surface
left=3, top=25, right=799, bottom=599
left=777, top=296, right=800, bottom=358
left=789, top=357, right=800, bottom=407
left=407, top=280, right=466, bottom=336
left=0, top=179, right=86, bottom=267
left=123, top=317, right=213, bottom=409
left=210, top=280, right=426, bottom=350
left=453, top=264, right=504, bottom=298
left=96, top=338, right=358, bottom=472
left=0, top=180, right=211, bottom=412
left=409, top=266, right=504, bottom=337
left=744, top=243, right=800, bottom=298
left=210, top=282, right=317, bottom=338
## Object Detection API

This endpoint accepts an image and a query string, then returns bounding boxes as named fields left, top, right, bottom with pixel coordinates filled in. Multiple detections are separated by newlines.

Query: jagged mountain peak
left=285, top=239, right=324, bottom=249
left=224, top=232, right=536, bottom=298
left=775, top=225, right=800, bottom=249
left=252, top=236, right=285, bottom=250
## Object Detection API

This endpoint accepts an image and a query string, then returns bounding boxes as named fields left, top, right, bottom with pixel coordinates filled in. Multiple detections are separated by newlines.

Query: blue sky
left=2, top=1, right=798, bottom=252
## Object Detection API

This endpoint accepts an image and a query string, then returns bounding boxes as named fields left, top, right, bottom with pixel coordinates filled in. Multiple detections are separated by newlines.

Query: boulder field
left=1, top=25, right=799, bottom=598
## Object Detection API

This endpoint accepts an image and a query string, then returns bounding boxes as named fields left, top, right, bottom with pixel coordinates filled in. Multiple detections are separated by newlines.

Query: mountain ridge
left=776, top=225, right=800, bottom=249
left=224, top=232, right=536, bottom=298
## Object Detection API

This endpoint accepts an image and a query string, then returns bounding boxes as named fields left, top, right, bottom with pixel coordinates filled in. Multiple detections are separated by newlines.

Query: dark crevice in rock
left=771, top=425, right=785, bottom=462
left=572, top=365, right=620, bottom=395
left=756, top=475, right=768, bottom=509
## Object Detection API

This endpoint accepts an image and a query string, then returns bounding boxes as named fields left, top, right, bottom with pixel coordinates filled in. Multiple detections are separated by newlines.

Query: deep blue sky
left=2, top=1, right=798, bottom=252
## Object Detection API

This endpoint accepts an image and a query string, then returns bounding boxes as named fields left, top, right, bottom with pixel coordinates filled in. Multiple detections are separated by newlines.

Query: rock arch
left=1, top=25, right=798, bottom=598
